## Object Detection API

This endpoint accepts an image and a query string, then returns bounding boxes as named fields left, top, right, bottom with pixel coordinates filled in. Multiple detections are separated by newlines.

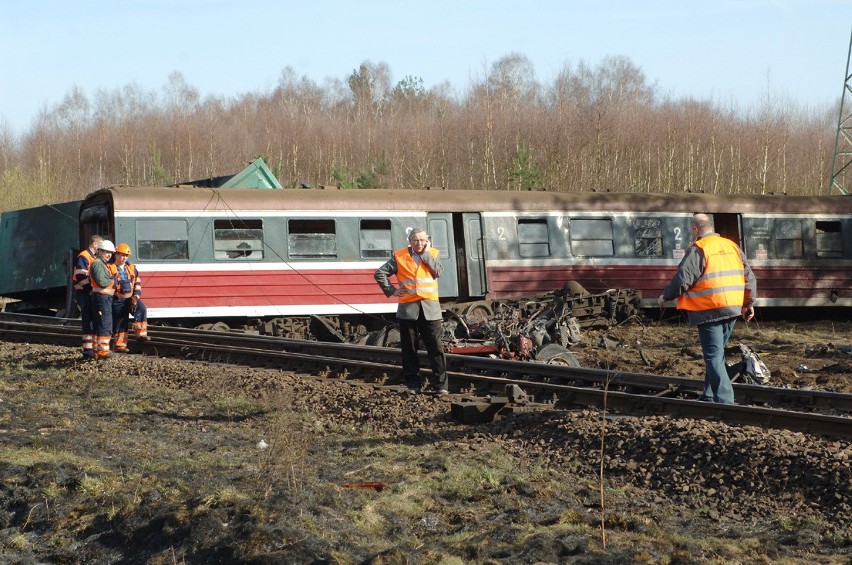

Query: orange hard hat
left=115, top=243, right=132, bottom=256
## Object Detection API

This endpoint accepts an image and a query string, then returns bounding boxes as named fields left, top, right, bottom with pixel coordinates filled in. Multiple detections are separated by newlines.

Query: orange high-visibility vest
left=677, top=235, right=746, bottom=311
left=90, top=261, right=118, bottom=296
left=73, top=249, right=96, bottom=290
left=394, top=247, right=439, bottom=303
left=115, top=263, right=142, bottom=299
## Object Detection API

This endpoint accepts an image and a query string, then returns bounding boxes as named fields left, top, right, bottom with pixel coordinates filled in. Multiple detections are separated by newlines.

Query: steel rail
left=155, top=326, right=852, bottom=413
left=128, top=334, right=852, bottom=439
left=2, top=318, right=851, bottom=414
left=1, top=318, right=851, bottom=437
left=86, top=324, right=852, bottom=414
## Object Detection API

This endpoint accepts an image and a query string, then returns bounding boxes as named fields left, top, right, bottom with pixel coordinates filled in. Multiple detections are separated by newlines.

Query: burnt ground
left=0, top=315, right=850, bottom=564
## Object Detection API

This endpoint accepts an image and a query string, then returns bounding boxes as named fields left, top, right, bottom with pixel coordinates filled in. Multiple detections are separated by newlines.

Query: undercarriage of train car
left=242, top=282, right=643, bottom=367
left=440, top=284, right=642, bottom=364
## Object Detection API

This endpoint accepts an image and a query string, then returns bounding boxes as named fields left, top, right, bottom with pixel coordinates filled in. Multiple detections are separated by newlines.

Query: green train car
left=0, top=200, right=82, bottom=314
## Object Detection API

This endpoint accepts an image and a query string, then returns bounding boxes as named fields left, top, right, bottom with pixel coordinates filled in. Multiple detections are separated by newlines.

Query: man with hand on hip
left=375, top=227, right=449, bottom=396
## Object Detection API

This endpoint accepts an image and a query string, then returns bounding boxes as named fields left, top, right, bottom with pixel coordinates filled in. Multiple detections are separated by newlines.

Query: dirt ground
left=576, top=314, right=852, bottom=395
left=0, top=315, right=850, bottom=564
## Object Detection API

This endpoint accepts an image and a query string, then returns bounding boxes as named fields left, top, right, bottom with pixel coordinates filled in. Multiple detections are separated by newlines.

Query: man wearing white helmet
left=89, top=240, right=118, bottom=359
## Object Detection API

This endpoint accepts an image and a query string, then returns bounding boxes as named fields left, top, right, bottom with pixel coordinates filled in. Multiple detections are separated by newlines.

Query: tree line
left=0, top=53, right=844, bottom=212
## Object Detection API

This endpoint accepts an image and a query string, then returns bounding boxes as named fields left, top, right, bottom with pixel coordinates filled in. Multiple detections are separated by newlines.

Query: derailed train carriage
left=1, top=163, right=851, bottom=339
left=0, top=199, right=82, bottom=314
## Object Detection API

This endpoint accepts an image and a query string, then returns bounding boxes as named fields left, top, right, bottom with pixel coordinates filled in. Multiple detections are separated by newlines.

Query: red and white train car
left=76, top=186, right=851, bottom=322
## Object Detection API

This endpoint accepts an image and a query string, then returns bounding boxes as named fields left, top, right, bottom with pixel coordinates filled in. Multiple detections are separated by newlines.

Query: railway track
left=1, top=313, right=851, bottom=438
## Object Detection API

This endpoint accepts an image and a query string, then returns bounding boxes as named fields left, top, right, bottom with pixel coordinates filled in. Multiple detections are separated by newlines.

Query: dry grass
left=0, top=341, right=848, bottom=563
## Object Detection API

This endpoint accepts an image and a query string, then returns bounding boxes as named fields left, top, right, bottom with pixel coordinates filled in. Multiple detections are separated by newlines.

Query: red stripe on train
left=140, top=268, right=389, bottom=308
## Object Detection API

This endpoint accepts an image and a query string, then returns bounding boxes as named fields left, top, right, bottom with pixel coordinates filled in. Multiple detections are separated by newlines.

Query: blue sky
left=1, top=0, right=850, bottom=136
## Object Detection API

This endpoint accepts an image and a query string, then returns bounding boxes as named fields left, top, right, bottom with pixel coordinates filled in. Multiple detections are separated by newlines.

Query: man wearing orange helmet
left=112, top=243, right=149, bottom=352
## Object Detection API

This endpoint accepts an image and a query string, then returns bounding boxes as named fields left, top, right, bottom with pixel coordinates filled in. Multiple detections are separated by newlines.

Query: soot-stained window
left=359, top=219, right=392, bottom=259
left=570, top=218, right=614, bottom=257
left=288, top=219, right=337, bottom=258
left=633, top=218, right=663, bottom=257
left=816, top=221, right=843, bottom=258
left=775, top=219, right=804, bottom=258
left=214, top=219, right=264, bottom=260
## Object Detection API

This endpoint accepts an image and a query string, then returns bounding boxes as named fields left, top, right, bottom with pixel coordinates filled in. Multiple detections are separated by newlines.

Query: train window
left=213, top=219, right=264, bottom=260
left=517, top=218, right=550, bottom=257
left=570, top=219, right=614, bottom=257
left=816, top=221, right=844, bottom=258
left=136, top=220, right=189, bottom=261
left=80, top=203, right=109, bottom=223
left=359, top=219, right=392, bottom=258
left=632, top=218, right=663, bottom=257
left=288, top=219, right=337, bottom=258
left=776, top=219, right=804, bottom=258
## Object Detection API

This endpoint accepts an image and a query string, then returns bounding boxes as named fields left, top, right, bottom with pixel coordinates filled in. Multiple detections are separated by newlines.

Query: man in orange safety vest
left=375, top=227, right=448, bottom=396
left=658, top=213, right=757, bottom=404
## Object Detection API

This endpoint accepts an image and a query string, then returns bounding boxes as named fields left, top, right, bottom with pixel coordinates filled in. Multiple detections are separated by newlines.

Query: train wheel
left=384, top=327, right=400, bottom=347
left=364, top=328, right=387, bottom=347
left=463, top=301, right=493, bottom=325
left=535, top=343, right=580, bottom=367
left=561, top=281, right=589, bottom=298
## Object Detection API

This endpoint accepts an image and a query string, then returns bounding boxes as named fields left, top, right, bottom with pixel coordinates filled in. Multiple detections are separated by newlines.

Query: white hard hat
left=97, top=240, right=116, bottom=253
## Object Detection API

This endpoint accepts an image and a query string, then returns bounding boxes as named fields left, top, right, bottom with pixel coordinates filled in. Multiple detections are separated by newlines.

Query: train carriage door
left=462, top=212, right=486, bottom=297
left=711, top=213, right=743, bottom=249
left=426, top=213, right=459, bottom=299
left=79, top=200, right=114, bottom=249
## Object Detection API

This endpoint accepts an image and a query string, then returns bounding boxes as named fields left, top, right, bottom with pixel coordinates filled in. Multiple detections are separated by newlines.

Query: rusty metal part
left=441, top=283, right=640, bottom=361
left=342, top=482, right=385, bottom=491
left=451, top=384, right=550, bottom=423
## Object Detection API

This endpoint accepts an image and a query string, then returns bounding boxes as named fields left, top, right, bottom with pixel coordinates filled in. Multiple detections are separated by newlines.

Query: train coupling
left=450, top=384, right=547, bottom=423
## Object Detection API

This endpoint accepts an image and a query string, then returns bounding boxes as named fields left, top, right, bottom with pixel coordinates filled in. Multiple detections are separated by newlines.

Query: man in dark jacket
left=73, top=234, right=103, bottom=359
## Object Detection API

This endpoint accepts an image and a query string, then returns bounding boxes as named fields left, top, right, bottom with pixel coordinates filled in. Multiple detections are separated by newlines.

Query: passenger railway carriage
left=1, top=181, right=850, bottom=320
left=74, top=186, right=852, bottom=320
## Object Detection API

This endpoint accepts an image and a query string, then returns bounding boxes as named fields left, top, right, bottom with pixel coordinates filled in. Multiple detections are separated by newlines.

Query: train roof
left=83, top=186, right=852, bottom=215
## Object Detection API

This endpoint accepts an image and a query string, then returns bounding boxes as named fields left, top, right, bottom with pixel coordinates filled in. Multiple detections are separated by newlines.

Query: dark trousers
left=399, top=311, right=447, bottom=391
left=112, top=298, right=131, bottom=350
left=75, top=289, right=94, bottom=357
left=91, top=293, right=114, bottom=358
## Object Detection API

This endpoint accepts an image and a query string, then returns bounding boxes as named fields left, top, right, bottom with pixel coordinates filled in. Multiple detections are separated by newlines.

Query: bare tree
left=0, top=52, right=839, bottom=204
left=348, top=61, right=392, bottom=122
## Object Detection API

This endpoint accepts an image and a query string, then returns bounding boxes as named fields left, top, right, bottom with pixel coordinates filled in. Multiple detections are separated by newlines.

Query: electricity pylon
left=829, top=28, right=852, bottom=195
